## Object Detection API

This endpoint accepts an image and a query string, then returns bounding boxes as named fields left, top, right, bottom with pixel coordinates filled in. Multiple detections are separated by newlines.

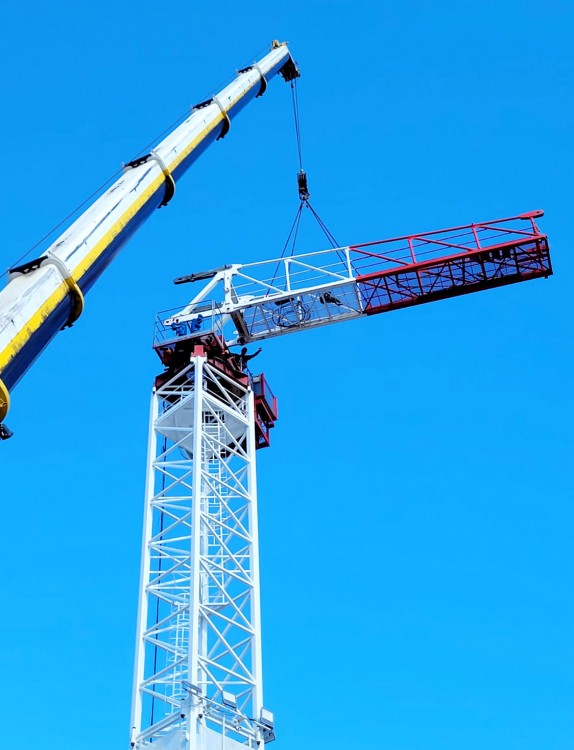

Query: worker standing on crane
left=237, top=346, right=262, bottom=371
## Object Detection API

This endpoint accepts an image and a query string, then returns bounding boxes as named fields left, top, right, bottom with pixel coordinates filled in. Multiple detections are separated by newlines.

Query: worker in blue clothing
left=170, top=313, right=204, bottom=337
left=189, top=314, right=204, bottom=333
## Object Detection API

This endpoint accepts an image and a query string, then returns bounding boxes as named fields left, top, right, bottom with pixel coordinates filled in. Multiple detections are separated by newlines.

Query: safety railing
left=153, top=300, right=223, bottom=349
left=349, top=211, right=547, bottom=278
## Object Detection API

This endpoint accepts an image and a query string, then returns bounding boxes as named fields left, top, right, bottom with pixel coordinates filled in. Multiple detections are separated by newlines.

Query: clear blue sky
left=1, top=1, right=572, bottom=748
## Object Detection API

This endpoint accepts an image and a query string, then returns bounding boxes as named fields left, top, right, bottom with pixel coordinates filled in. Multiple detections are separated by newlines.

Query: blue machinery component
left=0, top=41, right=299, bottom=428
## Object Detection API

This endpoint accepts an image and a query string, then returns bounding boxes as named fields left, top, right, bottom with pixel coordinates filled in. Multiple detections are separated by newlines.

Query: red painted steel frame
left=351, top=211, right=551, bottom=315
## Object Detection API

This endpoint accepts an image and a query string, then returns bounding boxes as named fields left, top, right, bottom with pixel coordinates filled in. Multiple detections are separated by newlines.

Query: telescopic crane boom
left=0, top=42, right=299, bottom=430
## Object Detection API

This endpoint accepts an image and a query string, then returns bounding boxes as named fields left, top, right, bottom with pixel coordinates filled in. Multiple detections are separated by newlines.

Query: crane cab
left=252, top=373, right=278, bottom=449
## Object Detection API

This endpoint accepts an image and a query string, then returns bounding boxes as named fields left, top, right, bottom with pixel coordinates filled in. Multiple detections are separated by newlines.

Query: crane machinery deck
left=131, top=210, right=551, bottom=748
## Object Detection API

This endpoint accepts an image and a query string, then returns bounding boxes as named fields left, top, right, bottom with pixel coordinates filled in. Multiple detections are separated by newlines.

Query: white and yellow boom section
left=154, top=211, right=551, bottom=352
left=0, top=42, right=299, bottom=425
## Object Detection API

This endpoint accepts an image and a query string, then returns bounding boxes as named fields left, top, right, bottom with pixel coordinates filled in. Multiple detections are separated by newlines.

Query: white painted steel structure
left=131, top=354, right=270, bottom=750
left=156, top=212, right=551, bottom=350
left=160, top=247, right=362, bottom=347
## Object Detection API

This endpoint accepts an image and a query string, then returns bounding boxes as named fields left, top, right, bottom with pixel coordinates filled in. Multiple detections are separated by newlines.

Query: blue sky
left=1, top=1, right=573, bottom=748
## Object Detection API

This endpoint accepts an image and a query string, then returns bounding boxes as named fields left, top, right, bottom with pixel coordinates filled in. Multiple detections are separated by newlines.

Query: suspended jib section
left=352, top=211, right=551, bottom=315
left=167, top=211, right=551, bottom=348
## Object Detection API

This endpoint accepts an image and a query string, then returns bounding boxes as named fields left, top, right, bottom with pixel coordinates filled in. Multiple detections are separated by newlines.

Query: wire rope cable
left=306, top=201, right=341, bottom=249
left=269, top=77, right=347, bottom=296
left=287, top=79, right=342, bottom=255
left=291, top=81, right=304, bottom=171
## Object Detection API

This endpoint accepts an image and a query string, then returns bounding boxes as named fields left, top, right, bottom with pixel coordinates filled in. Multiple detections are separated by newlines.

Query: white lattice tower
left=130, top=354, right=267, bottom=749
